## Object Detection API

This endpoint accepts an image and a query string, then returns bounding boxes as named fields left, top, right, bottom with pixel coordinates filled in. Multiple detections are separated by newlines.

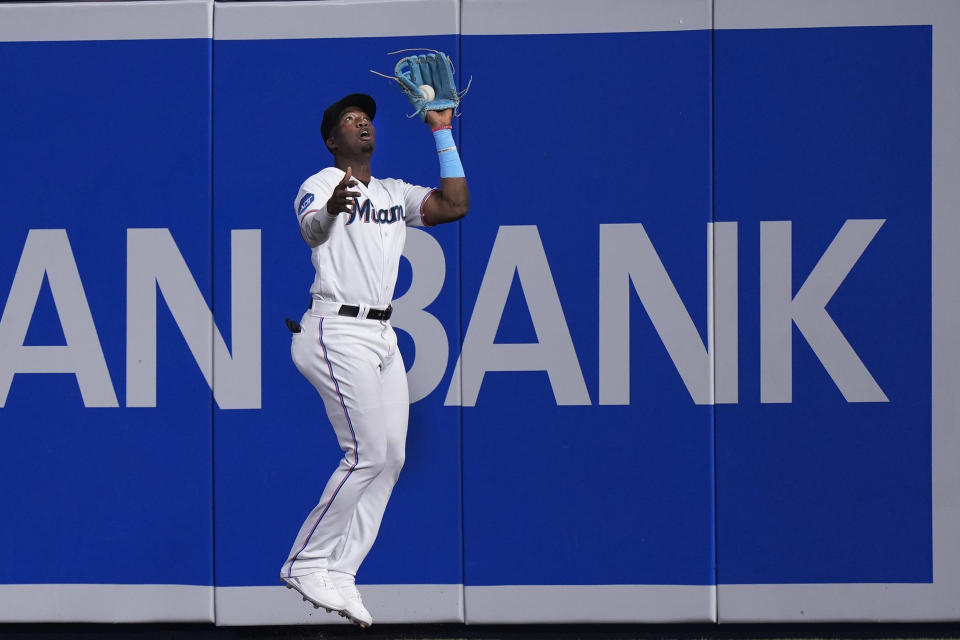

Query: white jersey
left=294, top=167, right=434, bottom=307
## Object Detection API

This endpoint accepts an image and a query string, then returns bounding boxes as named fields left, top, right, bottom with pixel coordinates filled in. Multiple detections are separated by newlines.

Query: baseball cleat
left=335, top=582, right=373, bottom=628
left=288, top=586, right=333, bottom=613
left=281, top=571, right=346, bottom=613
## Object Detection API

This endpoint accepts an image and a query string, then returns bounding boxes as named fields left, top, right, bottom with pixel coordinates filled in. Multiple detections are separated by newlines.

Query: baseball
left=418, top=84, right=436, bottom=102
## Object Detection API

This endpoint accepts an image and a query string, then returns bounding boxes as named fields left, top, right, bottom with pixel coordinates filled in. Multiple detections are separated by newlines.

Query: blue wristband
left=432, top=127, right=465, bottom=178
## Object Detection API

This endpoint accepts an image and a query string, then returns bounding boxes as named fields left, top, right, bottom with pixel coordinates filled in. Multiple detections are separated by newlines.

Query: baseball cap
left=321, top=93, right=377, bottom=142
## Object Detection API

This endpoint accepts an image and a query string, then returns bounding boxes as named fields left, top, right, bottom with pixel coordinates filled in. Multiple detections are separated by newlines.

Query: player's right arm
left=297, top=167, right=359, bottom=248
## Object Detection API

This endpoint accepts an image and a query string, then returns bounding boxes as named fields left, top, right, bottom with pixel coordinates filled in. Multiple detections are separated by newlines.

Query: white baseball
left=418, top=84, right=436, bottom=102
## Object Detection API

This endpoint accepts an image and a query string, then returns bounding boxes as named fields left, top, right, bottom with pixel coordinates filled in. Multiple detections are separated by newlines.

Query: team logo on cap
left=298, top=193, right=315, bottom=216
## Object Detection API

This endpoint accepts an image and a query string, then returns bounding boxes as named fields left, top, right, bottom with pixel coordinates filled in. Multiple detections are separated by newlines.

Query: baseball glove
left=371, top=49, right=471, bottom=120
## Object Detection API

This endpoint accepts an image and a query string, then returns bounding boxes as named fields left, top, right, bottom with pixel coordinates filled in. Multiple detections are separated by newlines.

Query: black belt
left=309, top=299, right=392, bottom=321
left=339, top=304, right=392, bottom=321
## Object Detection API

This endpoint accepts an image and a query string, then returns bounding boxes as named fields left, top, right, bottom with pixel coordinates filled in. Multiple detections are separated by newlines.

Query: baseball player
left=280, top=91, right=468, bottom=627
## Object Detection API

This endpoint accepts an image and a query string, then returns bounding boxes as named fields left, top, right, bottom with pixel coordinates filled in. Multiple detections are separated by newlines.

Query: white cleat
left=335, top=582, right=373, bottom=628
left=280, top=571, right=346, bottom=613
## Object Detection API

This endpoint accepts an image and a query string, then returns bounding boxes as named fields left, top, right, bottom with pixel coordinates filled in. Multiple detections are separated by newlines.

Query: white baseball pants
left=281, top=310, right=409, bottom=578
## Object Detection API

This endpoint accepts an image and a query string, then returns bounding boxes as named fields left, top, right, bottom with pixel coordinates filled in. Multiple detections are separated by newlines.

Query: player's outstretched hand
left=424, top=109, right=453, bottom=130
left=327, top=166, right=360, bottom=215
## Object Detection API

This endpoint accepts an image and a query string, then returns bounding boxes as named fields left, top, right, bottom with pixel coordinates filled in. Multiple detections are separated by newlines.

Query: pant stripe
left=287, top=317, right=359, bottom=577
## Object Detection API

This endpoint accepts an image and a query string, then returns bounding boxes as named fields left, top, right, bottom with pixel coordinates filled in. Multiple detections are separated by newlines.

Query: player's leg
left=326, top=333, right=409, bottom=627
left=327, top=409, right=408, bottom=576
left=281, top=317, right=390, bottom=578
left=326, top=323, right=409, bottom=576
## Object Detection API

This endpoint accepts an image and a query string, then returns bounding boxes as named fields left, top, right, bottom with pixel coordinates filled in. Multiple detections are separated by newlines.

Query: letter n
left=126, top=229, right=261, bottom=409
left=599, top=222, right=738, bottom=405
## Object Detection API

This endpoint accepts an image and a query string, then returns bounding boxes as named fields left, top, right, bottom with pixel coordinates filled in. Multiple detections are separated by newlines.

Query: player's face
left=331, top=107, right=375, bottom=156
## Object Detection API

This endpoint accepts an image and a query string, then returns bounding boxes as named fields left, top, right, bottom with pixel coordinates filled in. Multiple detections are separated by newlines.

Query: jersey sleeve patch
left=297, top=193, right=315, bottom=216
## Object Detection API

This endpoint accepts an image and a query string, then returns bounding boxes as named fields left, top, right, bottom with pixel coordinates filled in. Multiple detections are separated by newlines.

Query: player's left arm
left=422, top=109, right=469, bottom=226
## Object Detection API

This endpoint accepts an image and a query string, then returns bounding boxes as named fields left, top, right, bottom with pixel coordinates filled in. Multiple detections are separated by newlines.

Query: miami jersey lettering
left=294, top=167, right=434, bottom=307
left=345, top=199, right=406, bottom=226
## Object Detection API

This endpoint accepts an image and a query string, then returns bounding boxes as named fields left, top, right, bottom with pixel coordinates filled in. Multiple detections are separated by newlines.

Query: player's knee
left=383, top=432, right=405, bottom=467
left=386, top=448, right=405, bottom=474
left=361, top=447, right=404, bottom=477
left=356, top=444, right=389, bottom=473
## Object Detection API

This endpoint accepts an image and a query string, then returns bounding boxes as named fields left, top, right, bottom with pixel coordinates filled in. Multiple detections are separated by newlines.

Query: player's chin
left=360, top=140, right=375, bottom=153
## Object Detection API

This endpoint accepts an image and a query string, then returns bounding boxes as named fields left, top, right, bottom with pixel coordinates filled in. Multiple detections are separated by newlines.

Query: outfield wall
left=0, top=0, right=957, bottom=625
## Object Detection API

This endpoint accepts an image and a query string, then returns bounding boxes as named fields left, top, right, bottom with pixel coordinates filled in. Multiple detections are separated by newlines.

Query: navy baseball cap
left=321, top=93, right=376, bottom=142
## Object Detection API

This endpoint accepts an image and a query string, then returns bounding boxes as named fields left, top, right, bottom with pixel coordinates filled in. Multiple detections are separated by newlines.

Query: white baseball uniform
left=281, top=167, right=434, bottom=580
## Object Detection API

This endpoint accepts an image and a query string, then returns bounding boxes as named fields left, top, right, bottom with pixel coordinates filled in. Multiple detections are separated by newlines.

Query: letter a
left=446, top=225, right=590, bottom=407
left=0, top=229, right=118, bottom=407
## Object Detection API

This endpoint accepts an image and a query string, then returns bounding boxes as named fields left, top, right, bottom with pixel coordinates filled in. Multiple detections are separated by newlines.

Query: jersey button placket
left=375, top=190, right=388, bottom=307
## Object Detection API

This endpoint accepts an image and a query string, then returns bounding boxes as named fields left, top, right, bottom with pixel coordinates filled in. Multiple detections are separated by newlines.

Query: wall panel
left=714, top=0, right=960, bottom=622
left=459, top=0, right=717, bottom=624
left=0, top=0, right=214, bottom=623
left=211, top=0, right=465, bottom=625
